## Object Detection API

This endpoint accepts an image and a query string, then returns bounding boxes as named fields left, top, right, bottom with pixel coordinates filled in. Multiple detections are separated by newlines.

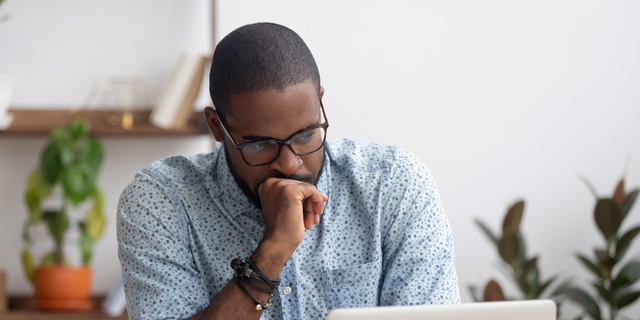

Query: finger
left=304, top=201, right=315, bottom=230
left=315, top=212, right=320, bottom=225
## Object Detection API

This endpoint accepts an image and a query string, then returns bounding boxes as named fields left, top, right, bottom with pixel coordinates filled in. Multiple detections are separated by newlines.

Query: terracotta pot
left=34, top=265, right=94, bottom=310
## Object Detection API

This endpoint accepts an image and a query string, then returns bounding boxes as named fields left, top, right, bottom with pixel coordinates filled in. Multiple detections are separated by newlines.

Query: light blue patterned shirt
left=117, top=138, right=460, bottom=320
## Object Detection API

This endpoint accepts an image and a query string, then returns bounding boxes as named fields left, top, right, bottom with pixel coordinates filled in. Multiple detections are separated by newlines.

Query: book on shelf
left=151, top=54, right=206, bottom=129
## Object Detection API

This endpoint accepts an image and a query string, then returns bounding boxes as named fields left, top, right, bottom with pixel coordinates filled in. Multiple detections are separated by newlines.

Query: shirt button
left=283, top=286, right=292, bottom=295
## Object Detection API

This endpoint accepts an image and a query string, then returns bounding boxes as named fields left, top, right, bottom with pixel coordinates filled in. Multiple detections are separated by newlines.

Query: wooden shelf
left=2, top=296, right=128, bottom=319
left=0, top=109, right=210, bottom=137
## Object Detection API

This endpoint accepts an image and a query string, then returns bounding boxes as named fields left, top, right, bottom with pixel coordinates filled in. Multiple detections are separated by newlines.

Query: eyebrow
left=241, top=122, right=320, bottom=142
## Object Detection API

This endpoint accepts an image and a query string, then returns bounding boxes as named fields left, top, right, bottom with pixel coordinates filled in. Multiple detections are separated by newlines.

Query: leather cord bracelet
left=231, top=257, right=282, bottom=311
left=233, top=275, right=273, bottom=311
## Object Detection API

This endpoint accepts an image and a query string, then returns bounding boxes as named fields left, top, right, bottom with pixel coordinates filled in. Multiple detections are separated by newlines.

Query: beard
left=224, top=144, right=326, bottom=209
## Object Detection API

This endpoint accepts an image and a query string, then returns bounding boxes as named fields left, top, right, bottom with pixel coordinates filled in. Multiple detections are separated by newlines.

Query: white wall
left=2, top=0, right=640, bottom=317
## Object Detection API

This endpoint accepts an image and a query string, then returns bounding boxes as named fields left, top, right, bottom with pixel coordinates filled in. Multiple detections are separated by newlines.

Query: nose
left=269, top=144, right=300, bottom=176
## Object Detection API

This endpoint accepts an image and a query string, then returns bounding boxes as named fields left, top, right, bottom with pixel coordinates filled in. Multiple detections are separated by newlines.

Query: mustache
left=273, top=172, right=315, bottom=184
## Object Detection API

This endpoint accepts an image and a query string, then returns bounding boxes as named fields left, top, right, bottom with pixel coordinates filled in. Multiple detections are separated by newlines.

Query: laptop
left=327, top=300, right=556, bottom=320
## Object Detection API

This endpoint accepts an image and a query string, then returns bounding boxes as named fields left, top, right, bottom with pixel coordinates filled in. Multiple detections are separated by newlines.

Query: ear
left=203, top=106, right=224, bottom=142
left=320, top=86, right=325, bottom=100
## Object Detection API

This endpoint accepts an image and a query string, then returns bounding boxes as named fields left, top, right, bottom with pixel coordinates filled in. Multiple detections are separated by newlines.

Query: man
left=117, top=22, right=460, bottom=320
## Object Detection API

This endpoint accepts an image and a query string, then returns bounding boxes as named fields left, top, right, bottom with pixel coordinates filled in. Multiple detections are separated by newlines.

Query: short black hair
left=209, top=22, right=321, bottom=120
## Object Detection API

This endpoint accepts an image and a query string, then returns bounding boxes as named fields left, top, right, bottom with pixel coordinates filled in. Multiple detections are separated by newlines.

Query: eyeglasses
left=217, top=100, right=329, bottom=166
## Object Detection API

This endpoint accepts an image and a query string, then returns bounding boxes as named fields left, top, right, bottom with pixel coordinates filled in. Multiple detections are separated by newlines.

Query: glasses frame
left=216, top=100, right=329, bottom=166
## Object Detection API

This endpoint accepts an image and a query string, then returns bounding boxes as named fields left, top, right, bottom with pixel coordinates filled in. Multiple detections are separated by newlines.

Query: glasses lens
left=291, top=127, right=326, bottom=155
left=242, top=141, right=280, bottom=165
left=241, top=126, right=327, bottom=165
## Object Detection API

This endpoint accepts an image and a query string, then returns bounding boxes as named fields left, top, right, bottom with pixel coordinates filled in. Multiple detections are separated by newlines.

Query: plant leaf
left=483, top=280, right=506, bottom=301
left=42, top=211, right=69, bottom=243
left=474, top=219, right=499, bottom=245
left=550, top=279, right=573, bottom=298
left=40, top=142, right=70, bottom=183
left=535, top=276, right=556, bottom=298
left=26, top=168, right=54, bottom=199
left=591, top=283, right=610, bottom=301
left=24, top=190, right=42, bottom=224
left=68, top=117, right=91, bottom=139
left=594, top=198, right=621, bottom=242
left=21, top=250, right=35, bottom=282
left=579, top=175, right=599, bottom=198
left=615, top=225, right=640, bottom=261
left=577, top=254, right=603, bottom=278
left=522, top=257, right=538, bottom=278
left=79, top=138, right=103, bottom=174
left=62, top=164, right=96, bottom=205
left=616, top=291, right=640, bottom=310
left=621, top=189, right=639, bottom=220
left=503, top=200, right=525, bottom=233
left=565, top=287, right=601, bottom=320
left=612, top=179, right=625, bottom=207
left=498, top=231, right=520, bottom=265
left=612, top=260, right=640, bottom=291
left=78, top=222, right=94, bottom=264
left=467, top=285, right=481, bottom=302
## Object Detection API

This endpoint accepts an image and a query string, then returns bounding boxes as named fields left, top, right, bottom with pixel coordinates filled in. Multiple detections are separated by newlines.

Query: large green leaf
left=474, top=219, right=499, bottom=245
left=62, top=164, right=96, bottom=205
left=42, top=211, right=69, bottom=243
left=503, top=200, right=524, bottom=233
left=577, top=254, right=603, bottom=278
left=24, top=190, right=42, bottom=224
left=594, top=198, right=621, bottom=242
left=498, top=231, right=520, bottom=265
left=522, top=256, right=538, bottom=278
left=483, top=280, right=506, bottom=301
left=79, top=138, right=103, bottom=174
left=591, top=283, right=610, bottom=301
left=68, top=117, right=91, bottom=139
left=78, top=222, right=94, bottom=264
left=565, top=287, right=601, bottom=320
left=615, top=225, right=640, bottom=261
left=612, top=179, right=625, bottom=207
left=21, top=250, right=35, bottom=283
left=617, top=291, right=640, bottom=310
left=534, top=276, right=556, bottom=298
left=549, top=279, right=573, bottom=298
left=612, top=260, right=640, bottom=289
left=40, top=142, right=73, bottom=184
left=621, top=189, right=639, bottom=220
left=26, top=168, right=54, bottom=199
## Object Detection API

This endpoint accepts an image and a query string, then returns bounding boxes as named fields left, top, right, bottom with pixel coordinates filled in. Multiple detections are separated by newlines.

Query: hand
left=257, top=177, right=328, bottom=252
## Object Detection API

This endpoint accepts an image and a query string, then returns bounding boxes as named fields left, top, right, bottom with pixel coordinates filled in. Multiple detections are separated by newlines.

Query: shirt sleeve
left=117, top=171, right=209, bottom=320
left=378, top=150, right=460, bottom=306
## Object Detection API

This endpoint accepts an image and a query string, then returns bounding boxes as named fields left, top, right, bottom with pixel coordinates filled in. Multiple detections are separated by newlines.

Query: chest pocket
left=322, top=259, right=382, bottom=311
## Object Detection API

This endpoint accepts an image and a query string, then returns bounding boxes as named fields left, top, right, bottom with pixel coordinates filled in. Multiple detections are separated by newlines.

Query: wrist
left=251, top=239, right=295, bottom=279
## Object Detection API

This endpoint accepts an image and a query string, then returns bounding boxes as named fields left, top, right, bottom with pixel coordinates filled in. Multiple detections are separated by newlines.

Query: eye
left=294, top=129, right=316, bottom=143
left=245, top=141, right=275, bottom=153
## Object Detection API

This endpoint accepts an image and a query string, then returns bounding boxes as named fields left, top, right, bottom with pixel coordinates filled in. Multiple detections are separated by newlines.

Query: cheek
left=302, top=151, right=324, bottom=175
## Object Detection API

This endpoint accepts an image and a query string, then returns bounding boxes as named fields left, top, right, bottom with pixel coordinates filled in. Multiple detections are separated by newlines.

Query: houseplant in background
left=22, top=117, right=105, bottom=310
left=566, top=178, right=640, bottom=320
left=470, top=201, right=571, bottom=310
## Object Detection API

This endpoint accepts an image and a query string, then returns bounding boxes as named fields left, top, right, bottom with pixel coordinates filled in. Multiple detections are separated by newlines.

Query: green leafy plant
left=470, top=200, right=571, bottom=304
left=566, top=178, right=640, bottom=320
left=22, top=118, right=105, bottom=281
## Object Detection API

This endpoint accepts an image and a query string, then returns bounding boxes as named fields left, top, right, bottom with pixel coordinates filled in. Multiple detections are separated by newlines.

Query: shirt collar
left=208, top=145, right=256, bottom=218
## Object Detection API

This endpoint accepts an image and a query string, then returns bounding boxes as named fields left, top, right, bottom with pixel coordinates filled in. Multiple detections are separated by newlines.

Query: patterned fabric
left=117, top=138, right=460, bottom=320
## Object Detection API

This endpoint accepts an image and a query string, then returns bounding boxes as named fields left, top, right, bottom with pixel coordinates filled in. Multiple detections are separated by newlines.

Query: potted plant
left=470, top=200, right=571, bottom=314
left=22, top=117, right=105, bottom=310
left=566, top=178, right=640, bottom=320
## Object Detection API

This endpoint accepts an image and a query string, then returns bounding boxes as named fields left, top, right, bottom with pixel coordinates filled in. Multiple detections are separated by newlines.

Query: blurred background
left=0, top=0, right=639, bottom=317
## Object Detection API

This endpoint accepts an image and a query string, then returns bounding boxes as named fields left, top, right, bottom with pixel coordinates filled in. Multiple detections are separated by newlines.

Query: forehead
left=225, top=81, right=321, bottom=140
